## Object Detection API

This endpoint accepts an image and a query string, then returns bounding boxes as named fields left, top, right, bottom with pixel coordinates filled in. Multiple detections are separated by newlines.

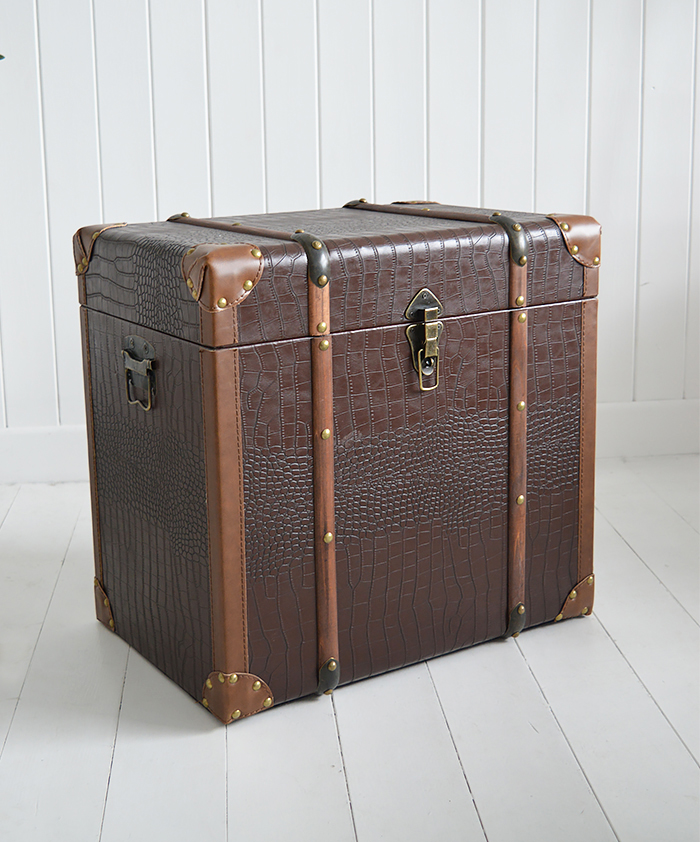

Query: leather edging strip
left=200, top=346, right=249, bottom=675
left=578, top=299, right=598, bottom=588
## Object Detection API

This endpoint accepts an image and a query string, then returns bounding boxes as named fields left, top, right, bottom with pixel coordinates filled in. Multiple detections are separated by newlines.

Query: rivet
left=312, top=240, right=322, bottom=250
left=593, top=256, right=600, bottom=265
left=513, top=223, right=522, bottom=231
left=252, top=680, right=262, bottom=691
left=231, top=709, right=241, bottom=720
left=324, top=689, right=333, bottom=695
left=191, top=289, right=198, bottom=300
left=515, top=295, right=525, bottom=306
left=555, top=613, right=563, bottom=622
left=103, top=597, right=110, bottom=607
left=319, top=339, right=330, bottom=351
left=229, top=674, right=238, bottom=684
left=108, top=619, right=115, bottom=629
left=94, top=577, right=99, bottom=587
left=317, top=321, right=327, bottom=333
left=218, top=673, right=225, bottom=683
left=328, top=659, right=338, bottom=671
left=517, top=401, right=525, bottom=411
left=217, top=297, right=228, bottom=309
left=359, top=198, right=368, bottom=203
left=516, top=495, right=525, bottom=505
left=318, top=274, right=328, bottom=287
left=206, top=678, right=213, bottom=689
left=422, top=207, right=431, bottom=211
left=492, top=211, right=501, bottom=216
left=263, top=697, right=273, bottom=708
left=92, top=231, right=100, bottom=240
left=251, top=248, right=262, bottom=259
left=512, top=632, right=520, bottom=638
left=571, top=244, right=580, bottom=255
left=587, top=575, right=594, bottom=585
left=232, top=222, right=242, bottom=226
left=202, top=698, right=209, bottom=708
left=295, top=229, right=305, bottom=233
left=517, top=604, right=525, bottom=615
left=181, top=212, right=190, bottom=217
left=569, top=590, right=578, bottom=600
left=561, top=222, right=570, bottom=232
left=323, top=532, right=334, bottom=544
left=243, top=279, right=253, bottom=291
left=518, top=312, right=527, bottom=323
left=518, top=255, right=527, bottom=266
left=186, top=247, right=196, bottom=255
left=186, top=278, right=194, bottom=289
left=321, top=428, right=331, bottom=440
left=582, top=607, right=589, bottom=615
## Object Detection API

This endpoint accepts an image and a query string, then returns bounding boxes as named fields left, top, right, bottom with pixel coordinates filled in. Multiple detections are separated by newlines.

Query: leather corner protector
left=554, top=574, right=595, bottom=622
left=546, top=214, right=601, bottom=268
left=181, top=243, right=264, bottom=312
left=94, top=577, right=115, bottom=631
left=201, top=672, right=273, bottom=724
left=74, top=223, right=126, bottom=275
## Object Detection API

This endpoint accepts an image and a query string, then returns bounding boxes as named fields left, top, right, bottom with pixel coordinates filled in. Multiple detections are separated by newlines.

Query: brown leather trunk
left=76, top=202, right=599, bottom=723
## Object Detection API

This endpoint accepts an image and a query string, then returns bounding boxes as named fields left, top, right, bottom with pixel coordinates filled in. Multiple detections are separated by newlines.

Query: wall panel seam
left=423, top=0, right=429, bottom=199
left=315, top=0, right=323, bottom=208
left=479, top=0, right=485, bottom=207
left=632, top=0, right=648, bottom=404
left=259, top=0, right=269, bottom=213
left=584, top=0, right=593, bottom=215
left=202, top=0, right=213, bottom=218
left=89, top=0, right=105, bottom=223
left=145, top=0, right=159, bottom=218
left=532, top=0, right=539, bottom=212
left=370, top=0, right=377, bottom=202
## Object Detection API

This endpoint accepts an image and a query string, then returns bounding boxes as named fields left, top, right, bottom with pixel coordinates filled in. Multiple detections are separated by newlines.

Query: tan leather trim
left=583, top=266, right=599, bottom=299
left=94, top=577, right=115, bottom=631
left=202, top=672, right=273, bottom=724
left=578, top=299, right=598, bottom=583
left=73, top=223, right=127, bottom=277
left=80, top=308, right=104, bottom=583
left=546, top=214, right=601, bottom=269
left=181, top=243, right=263, bottom=311
left=200, top=347, right=248, bottom=674
left=554, top=574, right=595, bottom=621
left=308, top=280, right=338, bottom=682
left=508, top=258, right=528, bottom=633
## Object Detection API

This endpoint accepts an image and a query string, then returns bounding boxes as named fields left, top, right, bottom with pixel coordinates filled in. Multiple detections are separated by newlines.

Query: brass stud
left=513, top=632, right=520, bottom=638
left=206, top=678, right=213, bottom=689
left=263, top=697, right=273, bottom=708
left=515, top=295, right=525, bottom=306
left=319, top=339, right=330, bottom=351
left=202, top=698, right=209, bottom=708
left=517, top=604, right=525, bottom=615
left=581, top=607, right=589, bottom=615
left=109, top=619, right=115, bottom=629
left=232, top=222, right=241, bottom=226
left=229, top=674, right=238, bottom=684
left=328, top=659, right=338, bottom=671
left=323, top=532, right=334, bottom=544
left=312, top=240, right=322, bottom=250
left=186, top=247, right=196, bottom=255
left=317, top=321, right=327, bottom=333
left=587, top=575, right=594, bottom=585
left=555, top=613, right=563, bottom=622
left=251, top=247, right=262, bottom=259
left=571, top=245, right=580, bottom=255
left=321, top=428, right=331, bottom=440
left=217, top=297, right=228, bottom=309
left=517, top=401, right=525, bottom=411
left=231, top=709, right=241, bottom=720
left=518, top=255, right=527, bottom=266
left=243, top=279, right=253, bottom=291
left=295, top=229, right=305, bottom=233
left=569, top=590, right=578, bottom=600
left=593, top=256, right=600, bottom=265
left=94, top=578, right=99, bottom=587
left=181, top=212, right=190, bottom=217
left=92, top=230, right=100, bottom=240
left=513, top=223, right=522, bottom=231
left=317, top=274, right=328, bottom=287
left=104, top=597, right=110, bottom=607
left=218, top=673, right=225, bottom=683
left=186, top=278, right=194, bottom=289
left=252, top=680, right=262, bottom=691
left=516, top=495, right=525, bottom=505
left=561, top=222, right=570, bottom=232
left=492, top=211, right=501, bottom=216
left=191, top=289, right=198, bottom=300
left=518, top=312, right=527, bottom=323
left=359, top=198, right=368, bottom=203
left=324, top=689, right=333, bottom=696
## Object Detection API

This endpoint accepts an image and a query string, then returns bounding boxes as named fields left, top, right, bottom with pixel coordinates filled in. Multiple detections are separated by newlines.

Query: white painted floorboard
left=0, top=457, right=697, bottom=842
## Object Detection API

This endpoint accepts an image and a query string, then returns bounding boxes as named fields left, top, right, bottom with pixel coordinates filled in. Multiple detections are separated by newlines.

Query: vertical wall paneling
left=534, top=0, right=590, bottom=214
left=635, top=0, right=696, bottom=401
left=685, top=4, right=699, bottom=401
left=317, top=0, right=373, bottom=208
left=205, top=0, right=266, bottom=216
left=93, top=0, right=157, bottom=221
left=36, top=0, right=102, bottom=427
left=372, top=0, right=427, bottom=201
left=588, top=0, right=644, bottom=404
left=148, top=0, right=211, bottom=220
left=261, top=0, right=320, bottom=212
left=427, top=0, right=481, bottom=205
left=0, top=4, right=58, bottom=428
left=482, top=0, right=537, bottom=211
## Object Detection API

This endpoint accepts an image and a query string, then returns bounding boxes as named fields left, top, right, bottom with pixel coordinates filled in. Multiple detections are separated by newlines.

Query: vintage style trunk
left=75, top=200, right=600, bottom=723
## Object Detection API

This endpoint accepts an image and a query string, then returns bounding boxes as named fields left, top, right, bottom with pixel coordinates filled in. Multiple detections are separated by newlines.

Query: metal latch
left=405, top=288, right=444, bottom=392
left=122, top=335, right=156, bottom=411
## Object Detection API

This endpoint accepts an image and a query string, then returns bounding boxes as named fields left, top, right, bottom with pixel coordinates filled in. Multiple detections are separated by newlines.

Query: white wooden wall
left=0, top=0, right=697, bottom=481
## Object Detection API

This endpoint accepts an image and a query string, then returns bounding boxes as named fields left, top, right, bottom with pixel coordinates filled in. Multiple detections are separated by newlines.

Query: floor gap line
left=0, top=484, right=21, bottom=532
left=330, top=694, right=359, bottom=842
left=98, top=647, right=130, bottom=842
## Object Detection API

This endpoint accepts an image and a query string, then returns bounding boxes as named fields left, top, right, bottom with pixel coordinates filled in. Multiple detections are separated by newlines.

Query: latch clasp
left=405, top=288, right=444, bottom=392
left=122, top=335, right=156, bottom=411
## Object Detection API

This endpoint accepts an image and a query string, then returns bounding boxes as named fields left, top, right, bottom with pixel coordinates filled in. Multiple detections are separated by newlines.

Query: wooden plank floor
left=0, top=456, right=697, bottom=841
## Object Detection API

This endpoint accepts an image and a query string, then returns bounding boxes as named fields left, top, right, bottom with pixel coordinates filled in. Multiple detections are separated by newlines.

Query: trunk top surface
left=80, top=204, right=594, bottom=347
